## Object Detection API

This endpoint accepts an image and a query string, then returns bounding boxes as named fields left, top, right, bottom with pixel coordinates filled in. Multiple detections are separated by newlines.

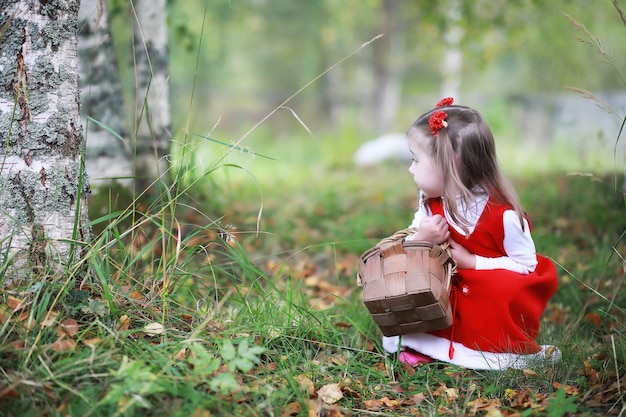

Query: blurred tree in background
left=131, top=0, right=171, bottom=193
left=81, top=0, right=171, bottom=194
left=79, top=0, right=132, bottom=190
left=84, top=0, right=625, bottom=188
left=163, top=0, right=624, bottom=133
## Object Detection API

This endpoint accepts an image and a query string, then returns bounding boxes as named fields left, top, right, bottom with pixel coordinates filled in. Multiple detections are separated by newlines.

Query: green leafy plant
left=546, top=386, right=579, bottom=417
left=100, top=356, right=170, bottom=411
left=187, top=338, right=265, bottom=394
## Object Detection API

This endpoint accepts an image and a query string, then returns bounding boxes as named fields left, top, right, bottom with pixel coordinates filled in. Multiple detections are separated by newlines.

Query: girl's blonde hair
left=408, top=105, right=525, bottom=232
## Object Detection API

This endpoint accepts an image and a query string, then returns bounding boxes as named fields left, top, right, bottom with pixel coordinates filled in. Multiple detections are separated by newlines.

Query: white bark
left=132, top=0, right=171, bottom=191
left=78, top=0, right=133, bottom=188
left=373, top=0, right=404, bottom=133
left=440, top=0, right=464, bottom=100
left=0, top=0, right=90, bottom=280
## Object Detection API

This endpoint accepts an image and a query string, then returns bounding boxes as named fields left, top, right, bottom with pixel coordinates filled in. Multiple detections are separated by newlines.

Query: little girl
left=382, top=98, right=559, bottom=370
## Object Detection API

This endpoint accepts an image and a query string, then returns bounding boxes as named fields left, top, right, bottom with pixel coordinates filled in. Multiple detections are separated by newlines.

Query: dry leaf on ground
left=317, top=383, right=343, bottom=404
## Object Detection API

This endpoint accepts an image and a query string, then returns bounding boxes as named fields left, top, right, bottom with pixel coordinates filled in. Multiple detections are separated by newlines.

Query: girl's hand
left=449, top=239, right=476, bottom=269
left=414, top=214, right=449, bottom=244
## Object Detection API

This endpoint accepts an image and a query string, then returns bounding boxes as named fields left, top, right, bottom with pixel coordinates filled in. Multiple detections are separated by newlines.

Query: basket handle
left=429, top=243, right=457, bottom=291
left=378, top=227, right=419, bottom=258
left=376, top=227, right=419, bottom=246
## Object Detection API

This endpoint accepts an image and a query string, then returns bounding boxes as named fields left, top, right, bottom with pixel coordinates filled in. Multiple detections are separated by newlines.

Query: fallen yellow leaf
left=129, top=290, right=144, bottom=301
left=41, top=310, right=59, bottom=328
left=363, top=399, right=383, bottom=411
left=485, top=409, right=505, bottom=417
left=144, top=322, right=164, bottom=336
left=0, top=305, right=11, bottom=323
left=174, top=347, right=188, bottom=360
left=445, top=387, right=459, bottom=401
left=317, top=383, right=343, bottom=404
left=57, top=319, right=79, bottom=337
left=295, top=374, right=314, bottom=398
left=53, top=338, right=76, bottom=352
left=7, top=295, right=24, bottom=310
left=83, top=338, right=101, bottom=347
left=118, top=314, right=130, bottom=331
left=380, top=396, right=400, bottom=408
left=281, top=401, right=300, bottom=417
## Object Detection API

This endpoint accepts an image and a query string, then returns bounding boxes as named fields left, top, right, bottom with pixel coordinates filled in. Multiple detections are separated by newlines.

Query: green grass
left=3, top=1, right=625, bottom=413
left=1, top=128, right=624, bottom=416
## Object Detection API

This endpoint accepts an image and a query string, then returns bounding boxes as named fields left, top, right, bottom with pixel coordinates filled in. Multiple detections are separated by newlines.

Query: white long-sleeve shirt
left=409, top=193, right=538, bottom=274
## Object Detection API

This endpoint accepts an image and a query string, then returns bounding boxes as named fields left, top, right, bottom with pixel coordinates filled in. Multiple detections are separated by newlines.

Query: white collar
left=445, top=193, right=488, bottom=236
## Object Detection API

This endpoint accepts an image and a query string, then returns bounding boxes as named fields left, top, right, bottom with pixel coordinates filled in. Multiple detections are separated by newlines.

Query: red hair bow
left=429, top=110, right=448, bottom=137
left=436, top=97, right=454, bottom=108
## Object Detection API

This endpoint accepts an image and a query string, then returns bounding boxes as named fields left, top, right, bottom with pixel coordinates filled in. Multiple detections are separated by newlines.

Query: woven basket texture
left=358, top=232, right=456, bottom=337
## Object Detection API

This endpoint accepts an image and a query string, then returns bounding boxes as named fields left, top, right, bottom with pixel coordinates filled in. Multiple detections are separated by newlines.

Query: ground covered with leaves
left=0, top=167, right=625, bottom=416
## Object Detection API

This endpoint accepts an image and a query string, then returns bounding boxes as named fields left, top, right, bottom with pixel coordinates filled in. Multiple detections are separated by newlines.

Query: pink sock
left=398, top=350, right=434, bottom=366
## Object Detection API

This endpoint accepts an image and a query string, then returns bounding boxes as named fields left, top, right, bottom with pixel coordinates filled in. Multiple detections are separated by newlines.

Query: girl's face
left=408, top=135, right=443, bottom=199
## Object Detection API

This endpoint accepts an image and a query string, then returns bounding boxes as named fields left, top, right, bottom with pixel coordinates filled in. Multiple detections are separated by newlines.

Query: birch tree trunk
left=0, top=0, right=91, bottom=281
left=131, top=0, right=171, bottom=193
left=440, top=0, right=464, bottom=100
left=372, top=0, right=404, bottom=134
left=78, top=0, right=133, bottom=189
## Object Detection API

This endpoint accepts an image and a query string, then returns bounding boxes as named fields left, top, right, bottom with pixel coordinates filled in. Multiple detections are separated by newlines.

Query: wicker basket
left=357, top=229, right=456, bottom=337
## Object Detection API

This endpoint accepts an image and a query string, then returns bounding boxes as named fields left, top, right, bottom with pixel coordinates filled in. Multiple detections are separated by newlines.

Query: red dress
left=428, top=198, right=558, bottom=355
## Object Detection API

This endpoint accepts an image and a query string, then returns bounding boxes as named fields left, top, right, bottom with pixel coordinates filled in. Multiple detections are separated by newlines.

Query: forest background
left=161, top=0, right=626, bottom=170
left=104, top=0, right=626, bottom=188
left=1, top=0, right=626, bottom=415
